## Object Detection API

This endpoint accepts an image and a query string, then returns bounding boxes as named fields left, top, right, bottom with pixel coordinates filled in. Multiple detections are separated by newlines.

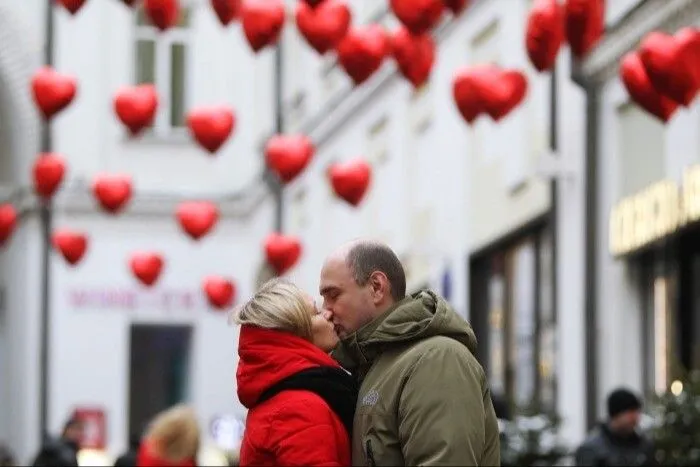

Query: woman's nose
left=322, top=310, right=332, bottom=320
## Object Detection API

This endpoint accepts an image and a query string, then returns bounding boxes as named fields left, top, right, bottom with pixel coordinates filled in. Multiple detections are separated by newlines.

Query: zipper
left=365, top=439, right=376, bottom=467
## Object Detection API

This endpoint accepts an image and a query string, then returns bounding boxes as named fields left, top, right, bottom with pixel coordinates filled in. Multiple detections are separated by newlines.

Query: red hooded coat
left=237, top=326, right=351, bottom=466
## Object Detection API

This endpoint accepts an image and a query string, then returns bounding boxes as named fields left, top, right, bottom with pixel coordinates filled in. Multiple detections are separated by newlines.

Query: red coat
left=237, top=326, right=351, bottom=466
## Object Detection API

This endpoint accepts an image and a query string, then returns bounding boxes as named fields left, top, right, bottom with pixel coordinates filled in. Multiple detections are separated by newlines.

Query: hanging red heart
left=639, top=31, right=698, bottom=107
left=114, top=84, right=159, bottom=136
left=390, top=27, right=435, bottom=88
left=186, top=106, right=236, bottom=154
left=265, top=134, right=315, bottom=183
left=525, top=0, right=565, bottom=72
left=144, top=0, right=180, bottom=31
left=120, top=0, right=139, bottom=7
left=241, top=0, right=286, bottom=52
left=55, top=0, right=88, bottom=15
left=620, top=52, right=678, bottom=123
left=300, top=0, right=325, bottom=6
left=452, top=66, right=486, bottom=124
left=676, top=27, right=700, bottom=89
left=211, top=0, right=241, bottom=25
left=264, top=233, right=302, bottom=275
left=33, top=153, right=67, bottom=199
left=92, top=174, right=133, bottom=214
left=443, top=0, right=468, bottom=14
left=473, top=66, right=528, bottom=121
left=337, top=25, right=389, bottom=85
left=203, top=275, right=237, bottom=309
left=31, top=67, right=77, bottom=120
left=52, top=230, right=88, bottom=266
left=565, top=0, right=604, bottom=58
left=175, top=201, right=219, bottom=240
left=328, top=158, right=372, bottom=206
left=295, top=0, right=351, bottom=55
left=129, top=252, right=165, bottom=286
left=0, top=204, right=17, bottom=248
left=389, top=0, right=444, bottom=35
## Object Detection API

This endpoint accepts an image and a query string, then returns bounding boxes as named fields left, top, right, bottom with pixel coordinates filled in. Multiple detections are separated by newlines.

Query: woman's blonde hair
left=144, top=404, right=200, bottom=462
left=231, top=278, right=313, bottom=340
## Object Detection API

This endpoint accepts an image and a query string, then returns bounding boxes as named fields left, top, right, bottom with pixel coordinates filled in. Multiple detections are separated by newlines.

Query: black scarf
left=256, top=366, right=358, bottom=437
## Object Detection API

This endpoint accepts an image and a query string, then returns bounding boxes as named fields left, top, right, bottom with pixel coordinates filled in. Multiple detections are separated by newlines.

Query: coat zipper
left=365, top=439, right=376, bottom=467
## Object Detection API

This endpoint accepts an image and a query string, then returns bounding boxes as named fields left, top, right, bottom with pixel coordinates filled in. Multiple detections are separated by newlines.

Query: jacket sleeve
left=574, top=443, right=603, bottom=466
left=397, top=344, right=487, bottom=466
left=269, top=393, right=345, bottom=467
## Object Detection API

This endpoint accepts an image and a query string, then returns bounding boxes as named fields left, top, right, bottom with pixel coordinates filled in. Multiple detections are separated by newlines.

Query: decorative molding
left=577, top=0, right=700, bottom=84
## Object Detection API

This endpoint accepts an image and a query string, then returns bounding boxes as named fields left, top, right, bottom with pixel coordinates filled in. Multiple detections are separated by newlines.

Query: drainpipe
left=271, top=41, right=284, bottom=233
left=549, top=61, right=559, bottom=410
left=38, top=0, right=55, bottom=443
left=571, top=63, right=600, bottom=430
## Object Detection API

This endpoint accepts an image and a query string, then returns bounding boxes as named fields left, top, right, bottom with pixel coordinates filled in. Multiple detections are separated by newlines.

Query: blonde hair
left=144, top=404, right=200, bottom=462
left=231, top=278, right=313, bottom=340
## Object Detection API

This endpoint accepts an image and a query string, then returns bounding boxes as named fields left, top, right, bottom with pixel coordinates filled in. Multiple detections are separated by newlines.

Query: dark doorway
left=128, top=324, right=193, bottom=440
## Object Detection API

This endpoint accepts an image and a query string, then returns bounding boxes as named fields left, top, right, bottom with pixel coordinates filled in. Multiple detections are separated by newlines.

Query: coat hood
left=136, top=441, right=195, bottom=467
left=333, top=289, right=478, bottom=370
left=236, top=325, right=341, bottom=408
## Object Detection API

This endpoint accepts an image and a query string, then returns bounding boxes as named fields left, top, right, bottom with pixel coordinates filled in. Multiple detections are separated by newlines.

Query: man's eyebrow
left=319, top=286, right=335, bottom=296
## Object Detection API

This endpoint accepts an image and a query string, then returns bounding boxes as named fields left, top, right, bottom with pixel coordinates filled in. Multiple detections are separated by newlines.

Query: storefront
left=609, top=164, right=700, bottom=396
left=469, top=217, right=557, bottom=414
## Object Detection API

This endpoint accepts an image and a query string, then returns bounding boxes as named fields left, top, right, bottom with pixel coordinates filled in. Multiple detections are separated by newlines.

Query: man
left=320, top=239, right=500, bottom=466
left=575, top=388, right=656, bottom=466
left=32, top=417, right=83, bottom=466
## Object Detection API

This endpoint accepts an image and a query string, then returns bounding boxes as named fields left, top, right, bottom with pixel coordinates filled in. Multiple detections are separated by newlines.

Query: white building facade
left=0, top=0, right=279, bottom=462
left=574, top=0, right=700, bottom=427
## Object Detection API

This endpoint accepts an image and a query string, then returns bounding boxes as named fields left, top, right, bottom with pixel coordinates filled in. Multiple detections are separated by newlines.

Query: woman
left=233, top=278, right=356, bottom=466
left=136, top=404, right=199, bottom=467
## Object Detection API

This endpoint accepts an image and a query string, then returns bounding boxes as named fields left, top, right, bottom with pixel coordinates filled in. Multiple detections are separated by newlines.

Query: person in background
left=320, top=239, right=500, bottom=466
left=136, top=404, right=199, bottom=467
left=233, top=278, right=356, bottom=466
left=575, top=387, right=657, bottom=466
left=114, top=434, right=141, bottom=467
left=32, top=416, right=83, bottom=466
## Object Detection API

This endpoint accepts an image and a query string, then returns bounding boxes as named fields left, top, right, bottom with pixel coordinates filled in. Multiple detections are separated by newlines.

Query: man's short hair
left=346, top=241, right=406, bottom=301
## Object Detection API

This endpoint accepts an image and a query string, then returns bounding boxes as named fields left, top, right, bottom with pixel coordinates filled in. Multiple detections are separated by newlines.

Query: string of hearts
left=2, top=0, right=610, bottom=306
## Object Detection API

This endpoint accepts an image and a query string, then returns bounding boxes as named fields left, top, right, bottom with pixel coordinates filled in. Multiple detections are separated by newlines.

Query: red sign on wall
left=72, top=407, right=107, bottom=450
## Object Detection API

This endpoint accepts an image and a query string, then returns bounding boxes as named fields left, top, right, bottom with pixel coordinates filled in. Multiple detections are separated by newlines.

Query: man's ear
left=369, top=272, right=389, bottom=302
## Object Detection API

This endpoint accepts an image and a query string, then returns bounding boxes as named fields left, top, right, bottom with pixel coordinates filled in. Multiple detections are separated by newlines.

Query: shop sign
left=72, top=406, right=107, bottom=450
left=609, top=164, right=700, bottom=257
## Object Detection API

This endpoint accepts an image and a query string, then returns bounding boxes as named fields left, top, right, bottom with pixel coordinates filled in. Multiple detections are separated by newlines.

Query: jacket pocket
left=365, top=439, right=376, bottom=467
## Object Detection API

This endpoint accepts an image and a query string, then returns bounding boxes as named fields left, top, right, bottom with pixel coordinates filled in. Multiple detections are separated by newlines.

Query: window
left=320, top=55, right=343, bottom=101
left=409, top=83, right=433, bottom=134
left=366, top=116, right=389, bottom=165
left=134, top=7, right=190, bottom=138
left=470, top=226, right=557, bottom=414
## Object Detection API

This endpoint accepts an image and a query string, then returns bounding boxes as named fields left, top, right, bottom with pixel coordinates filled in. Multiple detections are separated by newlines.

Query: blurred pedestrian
left=233, top=278, right=356, bottom=466
left=575, top=387, right=656, bottom=466
left=0, top=443, right=14, bottom=467
left=136, top=404, right=199, bottom=467
left=114, top=434, right=141, bottom=467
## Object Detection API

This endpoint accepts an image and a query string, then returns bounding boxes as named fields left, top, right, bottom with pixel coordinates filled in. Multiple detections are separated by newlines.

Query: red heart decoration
left=639, top=31, right=698, bottom=107
left=452, top=66, right=486, bottom=124
left=565, top=0, right=604, bottom=58
left=129, top=252, right=165, bottom=287
left=31, top=67, right=77, bottom=120
left=676, top=27, right=700, bottom=92
left=300, top=0, right=325, bottom=6
left=328, top=158, right=372, bottom=206
left=525, top=0, right=565, bottom=72
left=55, top=0, right=88, bottom=15
left=33, top=153, right=67, bottom=199
left=211, top=0, right=241, bottom=25
left=92, top=174, right=133, bottom=214
left=295, top=0, right=351, bottom=55
left=120, top=0, right=139, bottom=7
left=0, top=204, right=17, bottom=248
left=389, top=0, right=444, bottom=35
left=186, top=106, right=236, bottom=154
left=241, top=0, right=286, bottom=52
left=265, top=134, right=315, bottom=183
left=203, top=275, right=237, bottom=309
left=144, top=0, right=180, bottom=31
left=175, top=201, right=219, bottom=240
left=337, top=25, right=389, bottom=85
left=114, top=84, right=159, bottom=136
left=474, top=67, right=528, bottom=121
left=443, top=0, right=468, bottom=14
left=390, top=27, right=435, bottom=88
left=620, top=51, right=678, bottom=123
left=264, top=233, right=302, bottom=275
left=52, top=230, right=88, bottom=266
